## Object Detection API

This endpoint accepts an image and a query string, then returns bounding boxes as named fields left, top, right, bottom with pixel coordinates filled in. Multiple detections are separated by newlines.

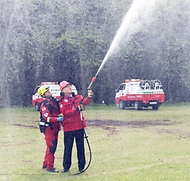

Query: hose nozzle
left=87, top=76, right=97, bottom=90
left=91, top=76, right=97, bottom=83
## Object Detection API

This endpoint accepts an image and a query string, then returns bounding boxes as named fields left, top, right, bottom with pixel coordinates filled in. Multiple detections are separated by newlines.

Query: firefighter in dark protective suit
left=38, top=86, right=64, bottom=173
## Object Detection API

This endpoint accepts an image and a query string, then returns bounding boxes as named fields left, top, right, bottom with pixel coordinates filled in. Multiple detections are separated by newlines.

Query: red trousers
left=42, top=127, right=59, bottom=170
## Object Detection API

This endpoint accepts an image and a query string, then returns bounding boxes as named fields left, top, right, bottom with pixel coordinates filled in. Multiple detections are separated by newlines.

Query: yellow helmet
left=37, top=86, right=49, bottom=96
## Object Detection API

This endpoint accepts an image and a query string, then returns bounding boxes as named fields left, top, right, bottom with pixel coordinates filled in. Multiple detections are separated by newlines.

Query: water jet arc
left=87, top=0, right=156, bottom=90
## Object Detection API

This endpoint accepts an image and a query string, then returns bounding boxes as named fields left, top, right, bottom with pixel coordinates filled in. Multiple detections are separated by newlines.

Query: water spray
left=87, top=0, right=157, bottom=90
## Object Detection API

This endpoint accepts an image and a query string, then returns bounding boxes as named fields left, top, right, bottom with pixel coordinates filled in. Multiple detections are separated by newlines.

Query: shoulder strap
left=43, top=98, right=59, bottom=114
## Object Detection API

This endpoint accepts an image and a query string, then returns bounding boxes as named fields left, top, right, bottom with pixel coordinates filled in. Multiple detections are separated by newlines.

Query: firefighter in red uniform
left=38, top=86, right=64, bottom=173
left=58, top=81, right=93, bottom=173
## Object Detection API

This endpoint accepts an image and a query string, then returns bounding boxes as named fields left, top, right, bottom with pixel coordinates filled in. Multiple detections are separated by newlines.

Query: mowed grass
left=1, top=103, right=190, bottom=181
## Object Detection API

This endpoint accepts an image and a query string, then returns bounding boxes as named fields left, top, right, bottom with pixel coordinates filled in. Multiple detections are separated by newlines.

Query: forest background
left=1, top=0, right=190, bottom=107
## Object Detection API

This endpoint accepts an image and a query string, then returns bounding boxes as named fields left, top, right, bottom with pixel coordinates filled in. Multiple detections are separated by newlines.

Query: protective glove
left=76, top=104, right=85, bottom=111
left=56, top=116, right=64, bottom=122
left=87, top=89, right=93, bottom=98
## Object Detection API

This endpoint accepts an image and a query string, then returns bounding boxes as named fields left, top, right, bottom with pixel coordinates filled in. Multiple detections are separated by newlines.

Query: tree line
left=1, top=0, right=190, bottom=107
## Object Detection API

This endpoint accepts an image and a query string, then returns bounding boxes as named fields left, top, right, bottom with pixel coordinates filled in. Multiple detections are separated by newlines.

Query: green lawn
left=1, top=103, right=190, bottom=180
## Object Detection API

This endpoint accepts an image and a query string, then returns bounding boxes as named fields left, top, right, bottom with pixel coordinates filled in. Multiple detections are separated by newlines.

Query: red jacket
left=40, top=97, right=61, bottom=133
left=59, top=94, right=91, bottom=132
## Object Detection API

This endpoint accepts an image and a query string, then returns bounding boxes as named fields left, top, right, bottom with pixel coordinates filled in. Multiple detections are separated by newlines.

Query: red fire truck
left=115, top=79, right=165, bottom=110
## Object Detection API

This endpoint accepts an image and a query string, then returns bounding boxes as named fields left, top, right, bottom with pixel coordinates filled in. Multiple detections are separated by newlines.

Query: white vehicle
left=32, top=82, right=77, bottom=111
left=115, top=79, right=165, bottom=110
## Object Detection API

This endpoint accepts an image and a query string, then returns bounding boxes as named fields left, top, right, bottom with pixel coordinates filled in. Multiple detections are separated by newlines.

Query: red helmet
left=59, top=81, right=70, bottom=90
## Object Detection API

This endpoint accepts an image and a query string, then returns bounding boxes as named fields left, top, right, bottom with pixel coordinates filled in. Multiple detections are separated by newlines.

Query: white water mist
left=95, top=0, right=158, bottom=77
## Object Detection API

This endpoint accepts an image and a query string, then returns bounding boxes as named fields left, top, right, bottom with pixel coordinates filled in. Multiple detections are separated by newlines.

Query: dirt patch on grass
left=12, top=123, right=38, bottom=129
left=86, top=119, right=172, bottom=136
left=86, top=119, right=171, bottom=128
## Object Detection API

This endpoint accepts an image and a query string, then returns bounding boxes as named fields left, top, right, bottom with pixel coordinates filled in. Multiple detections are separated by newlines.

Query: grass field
left=1, top=103, right=190, bottom=181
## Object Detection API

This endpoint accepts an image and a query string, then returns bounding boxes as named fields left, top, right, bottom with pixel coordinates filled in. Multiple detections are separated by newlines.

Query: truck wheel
left=35, top=103, right=40, bottom=111
left=134, top=101, right=142, bottom=110
left=152, top=104, right=159, bottom=110
left=119, top=100, right=125, bottom=109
